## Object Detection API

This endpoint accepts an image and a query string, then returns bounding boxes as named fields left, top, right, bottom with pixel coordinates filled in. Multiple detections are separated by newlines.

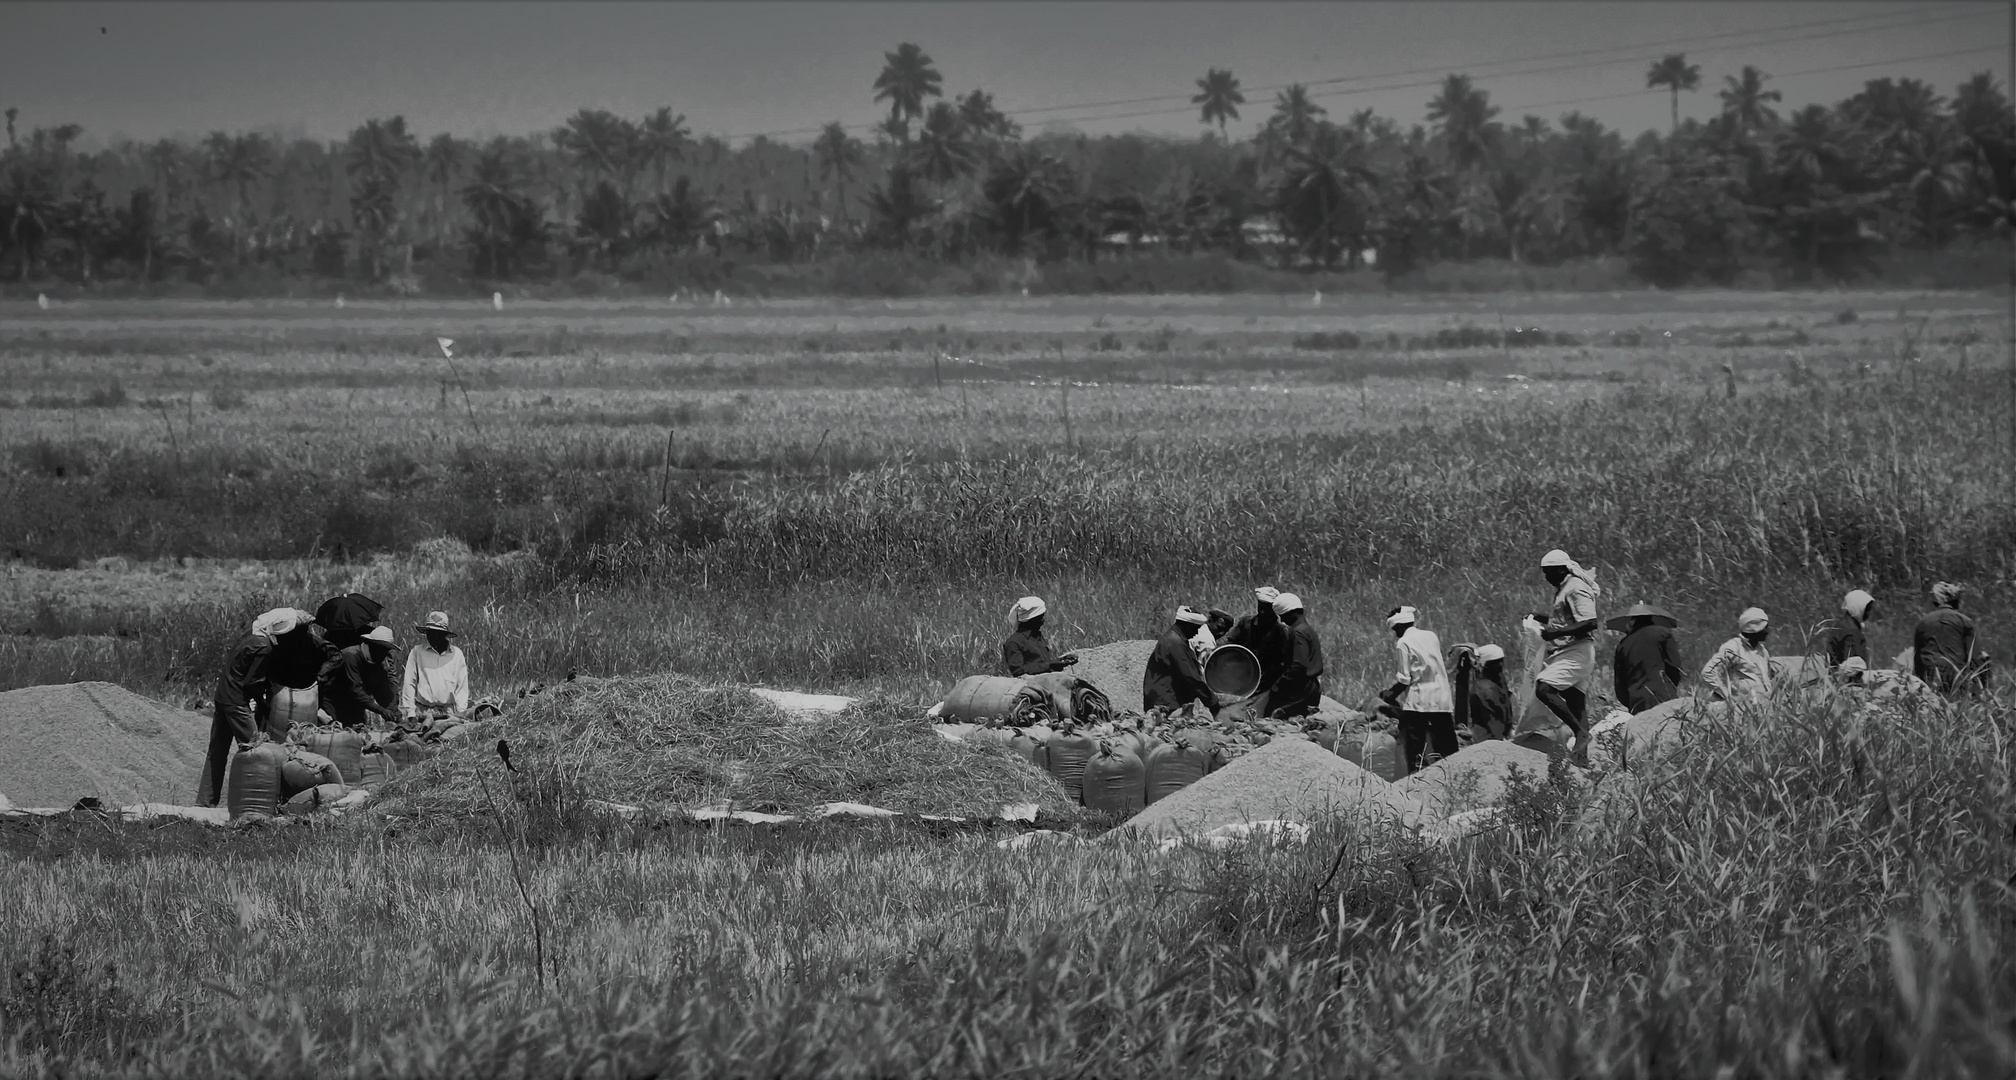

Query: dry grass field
left=1, top=290, right=2011, bottom=1076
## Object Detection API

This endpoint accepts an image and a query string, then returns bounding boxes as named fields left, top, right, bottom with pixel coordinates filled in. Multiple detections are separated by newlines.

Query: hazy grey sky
left=6, top=1, right=2007, bottom=148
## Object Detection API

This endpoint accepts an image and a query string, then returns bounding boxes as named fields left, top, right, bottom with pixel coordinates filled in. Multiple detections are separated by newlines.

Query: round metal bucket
left=1203, top=644, right=1261, bottom=699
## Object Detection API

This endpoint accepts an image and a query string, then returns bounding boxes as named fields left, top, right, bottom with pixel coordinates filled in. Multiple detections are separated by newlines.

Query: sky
left=5, top=1, right=2008, bottom=149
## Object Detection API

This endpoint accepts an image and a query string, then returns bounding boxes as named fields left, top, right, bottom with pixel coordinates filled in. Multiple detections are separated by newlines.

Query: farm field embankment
left=0, top=290, right=2013, bottom=1076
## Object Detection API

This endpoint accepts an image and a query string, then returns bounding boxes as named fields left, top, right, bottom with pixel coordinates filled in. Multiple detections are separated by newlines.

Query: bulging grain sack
left=1142, top=738, right=1211, bottom=805
left=1006, top=728, right=1046, bottom=766
left=1043, top=729, right=1098, bottom=804
left=267, top=685, right=320, bottom=738
left=296, top=728, right=366, bottom=784
left=280, top=748, right=343, bottom=799
left=282, top=783, right=350, bottom=815
left=356, top=748, right=396, bottom=789
left=1081, top=741, right=1146, bottom=816
left=225, top=742, right=288, bottom=822
left=378, top=737, right=435, bottom=771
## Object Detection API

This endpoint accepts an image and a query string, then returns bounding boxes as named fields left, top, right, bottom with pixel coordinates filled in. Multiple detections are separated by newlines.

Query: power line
left=1500, top=43, right=2006, bottom=114
left=724, top=3, right=1998, bottom=142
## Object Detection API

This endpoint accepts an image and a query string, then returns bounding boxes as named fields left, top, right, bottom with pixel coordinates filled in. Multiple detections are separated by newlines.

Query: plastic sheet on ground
left=590, top=799, right=645, bottom=818
left=1157, top=819, right=1312, bottom=854
left=996, top=829, right=1083, bottom=850
left=998, top=802, right=1039, bottom=822
left=748, top=687, right=857, bottom=716
left=690, top=805, right=797, bottom=825
left=813, top=801, right=901, bottom=819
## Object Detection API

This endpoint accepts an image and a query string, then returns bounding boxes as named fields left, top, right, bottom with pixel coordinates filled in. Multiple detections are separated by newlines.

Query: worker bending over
left=1268, top=593, right=1325, bottom=718
left=1379, top=606, right=1457, bottom=774
left=324, top=625, right=400, bottom=729
left=1226, top=586, right=1291, bottom=711
left=1002, top=596, right=1078, bottom=676
left=1143, top=606, right=1214, bottom=713
left=1610, top=602, right=1685, bottom=714
left=197, top=607, right=304, bottom=806
left=1813, top=589, right=1875, bottom=670
left=1467, top=645, right=1513, bottom=741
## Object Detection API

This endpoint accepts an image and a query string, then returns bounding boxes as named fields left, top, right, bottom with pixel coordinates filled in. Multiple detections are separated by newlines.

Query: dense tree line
left=1, top=46, right=2009, bottom=291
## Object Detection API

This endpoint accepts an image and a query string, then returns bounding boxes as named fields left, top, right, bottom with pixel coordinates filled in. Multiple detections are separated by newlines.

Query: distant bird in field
left=492, top=291, right=503, bottom=311
left=1313, top=290, right=1322, bottom=308
left=335, top=295, right=345, bottom=309
left=496, top=739, right=516, bottom=773
left=37, top=294, right=49, bottom=310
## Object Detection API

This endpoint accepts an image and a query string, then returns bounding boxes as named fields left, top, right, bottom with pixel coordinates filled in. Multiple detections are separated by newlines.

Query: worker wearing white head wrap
left=1378, top=606, right=1456, bottom=773
left=1225, top=586, right=1292, bottom=708
left=1466, top=643, right=1513, bottom=741
left=1002, top=595, right=1077, bottom=677
left=1266, top=594, right=1325, bottom=718
left=1812, top=588, right=1875, bottom=671
left=1702, top=607, right=1774, bottom=705
left=201, top=608, right=316, bottom=806
left=1533, top=550, right=1602, bottom=762
left=1144, top=605, right=1215, bottom=713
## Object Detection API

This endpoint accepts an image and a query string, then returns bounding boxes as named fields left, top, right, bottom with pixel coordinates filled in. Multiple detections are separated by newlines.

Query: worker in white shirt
left=1702, top=607, right=1774, bottom=706
left=401, top=610, right=470, bottom=726
left=1377, top=606, right=1458, bottom=774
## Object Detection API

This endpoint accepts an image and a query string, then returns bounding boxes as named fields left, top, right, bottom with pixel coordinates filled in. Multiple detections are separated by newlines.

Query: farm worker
left=1702, top=608, right=1774, bottom=705
left=1608, top=602, right=1686, bottom=714
left=1001, top=596, right=1078, bottom=676
left=1193, top=607, right=1235, bottom=665
left=401, top=611, right=471, bottom=724
left=1534, top=550, right=1601, bottom=763
left=1377, top=607, right=1457, bottom=774
left=323, top=626, right=400, bottom=729
left=1182, top=605, right=1221, bottom=666
left=1913, top=582, right=1987, bottom=695
left=196, top=607, right=298, bottom=806
left=1143, top=606, right=1214, bottom=713
left=265, top=610, right=341, bottom=699
left=1267, top=593, right=1326, bottom=719
left=1226, top=586, right=1292, bottom=708
left=1812, top=589, right=1875, bottom=670
left=1467, top=644, right=1513, bottom=742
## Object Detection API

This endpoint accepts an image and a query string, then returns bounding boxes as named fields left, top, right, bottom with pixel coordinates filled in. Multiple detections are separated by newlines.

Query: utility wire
left=1500, top=43, right=2006, bottom=114
left=725, top=3, right=1998, bottom=142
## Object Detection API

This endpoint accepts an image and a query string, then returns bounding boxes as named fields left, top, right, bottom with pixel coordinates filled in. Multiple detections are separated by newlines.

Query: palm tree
left=1717, top=66, right=1782, bottom=133
left=423, top=133, right=463, bottom=250
left=204, top=131, right=272, bottom=265
left=1275, top=124, right=1380, bottom=267
left=1192, top=68, right=1245, bottom=141
left=814, top=121, right=863, bottom=222
left=1425, top=74, right=1500, bottom=174
left=639, top=107, right=690, bottom=197
left=957, top=89, right=1019, bottom=145
left=982, top=145, right=1073, bottom=253
left=553, top=109, right=642, bottom=197
left=873, top=43, right=943, bottom=143
left=909, top=101, right=977, bottom=186
left=1646, top=53, right=1702, bottom=134
left=1267, top=84, right=1327, bottom=149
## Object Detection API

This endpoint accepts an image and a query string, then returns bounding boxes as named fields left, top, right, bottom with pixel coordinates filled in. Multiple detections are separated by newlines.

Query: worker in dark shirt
left=1225, top=585, right=1292, bottom=706
left=1467, top=644, right=1513, bottom=741
left=1812, top=589, right=1874, bottom=670
left=322, top=626, right=400, bottom=728
left=267, top=619, right=341, bottom=695
left=1143, top=606, right=1214, bottom=713
left=1001, top=595, right=1077, bottom=677
left=1268, top=593, right=1325, bottom=718
left=1914, top=581, right=1987, bottom=695
left=197, top=610, right=292, bottom=806
left=1608, top=602, right=1686, bottom=714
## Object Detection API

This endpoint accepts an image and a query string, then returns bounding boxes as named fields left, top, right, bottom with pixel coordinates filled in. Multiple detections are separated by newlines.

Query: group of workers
left=1002, top=549, right=1994, bottom=774
left=198, top=593, right=473, bottom=807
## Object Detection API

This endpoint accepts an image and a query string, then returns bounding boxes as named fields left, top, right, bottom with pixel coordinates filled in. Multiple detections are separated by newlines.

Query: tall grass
left=0, top=693, right=2009, bottom=1076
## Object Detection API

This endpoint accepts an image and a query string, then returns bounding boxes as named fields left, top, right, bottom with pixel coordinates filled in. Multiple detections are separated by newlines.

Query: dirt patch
left=1394, top=740, right=1554, bottom=816
left=0, top=682, right=210, bottom=807
left=1114, top=738, right=1423, bottom=841
left=1070, top=639, right=1155, bottom=716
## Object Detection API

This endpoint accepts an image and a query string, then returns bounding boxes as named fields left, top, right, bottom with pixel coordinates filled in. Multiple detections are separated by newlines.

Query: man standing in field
left=1143, top=606, right=1215, bottom=713
left=197, top=607, right=299, bottom=806
left=1534, top=550, right=1601, bottom=763
left=323, top=626, right=400, bottom=729
left=1702, top=608, right=1774, bottom=705
left=401, top=611, right=471, bottom=725
left=1001, top=596, right=1078, bottom=677
left=1268, top=593, right=1326, bottom=719
left=1378, top=606, right=1457, bottom=774
left=1226, top=586, right=1291, bottom=710
left=1913, top=582, right=1988, bottom=695
left=1610, top=602, right=1686, bottom=714
left=1812, top=589, right=1876, bottom=671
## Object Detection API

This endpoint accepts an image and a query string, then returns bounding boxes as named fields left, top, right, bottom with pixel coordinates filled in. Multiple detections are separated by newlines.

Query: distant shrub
left=1836, top=307, right=1859, bottom=324
left=83, top=381, right=128, bottom=408
left=1291, top=331, right=1361, bottom=350
left=1094, top=331, right=1123, bottom=352
left=10, top=438, right=99, bottom=479
left=207, top=386, right=247, bottom=411
left=320, top=492, right=422, bottom=560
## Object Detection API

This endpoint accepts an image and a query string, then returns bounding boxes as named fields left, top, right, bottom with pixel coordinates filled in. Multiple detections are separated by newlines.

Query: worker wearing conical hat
left=1702, top=607, right=1774, bottom=706
left=1609, top=601, right=1686, bottom=714
left=1001, top=596, right=1078, bottom=677
left=1143, top=606, right=1215, bottom=714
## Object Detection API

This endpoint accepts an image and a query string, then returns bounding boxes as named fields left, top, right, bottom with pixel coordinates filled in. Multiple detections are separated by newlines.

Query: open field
left=2, top=289, right=2013, bottom=1075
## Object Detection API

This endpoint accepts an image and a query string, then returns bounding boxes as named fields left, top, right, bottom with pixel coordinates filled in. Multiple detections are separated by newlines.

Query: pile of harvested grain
left=1114, top=739, right=1423, bottom=841
left=374, top=674, right=1074, bottom=820
left=1394, top=740, right=1554, bottom=817
left=1070, top=639, right=1155, bottom=716
left=0, top=682, right=210, bottom=807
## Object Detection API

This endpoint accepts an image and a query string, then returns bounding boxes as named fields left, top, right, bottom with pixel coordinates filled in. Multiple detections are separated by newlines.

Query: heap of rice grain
left=1393, top=740, right=1554, bottom=817
left=1069, top=639, right=1155, bottom=716
left=0, top=682, right=210, bottom=808
left=1114, top=738, right=1424, bottom=841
